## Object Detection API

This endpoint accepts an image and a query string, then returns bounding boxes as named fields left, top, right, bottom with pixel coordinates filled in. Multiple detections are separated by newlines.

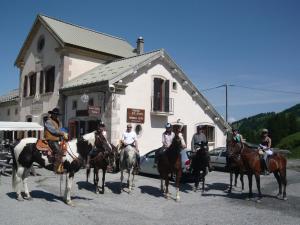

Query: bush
left=276, top=132, right=300, bottom=159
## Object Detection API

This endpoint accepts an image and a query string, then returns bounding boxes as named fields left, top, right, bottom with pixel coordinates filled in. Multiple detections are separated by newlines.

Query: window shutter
left=153, top=78, right=161, bottom=111
left=23, top=76, right=28, bottom=97
left=164, top=80, right=170, bottom=112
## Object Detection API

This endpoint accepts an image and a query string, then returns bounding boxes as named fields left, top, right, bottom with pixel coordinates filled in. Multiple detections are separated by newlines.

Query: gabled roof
left=62, top=50, right=162, bottom=90
left=61, top=49, right=230, bottom=131
left=0, top=89, right=19, bottom=103
left=15, top=14, right=136, bottom=66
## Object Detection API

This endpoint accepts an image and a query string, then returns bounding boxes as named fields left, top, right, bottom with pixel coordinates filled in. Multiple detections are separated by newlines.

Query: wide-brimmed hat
left=262, top=128, right=269, bottom=133
left=48, top=108, right=61, bottom=115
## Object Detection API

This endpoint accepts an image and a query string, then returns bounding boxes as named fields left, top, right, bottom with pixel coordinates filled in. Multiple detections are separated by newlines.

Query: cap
left=165, top=123, right=172, bottom=128
left=48, top=107, right=61, bottom=115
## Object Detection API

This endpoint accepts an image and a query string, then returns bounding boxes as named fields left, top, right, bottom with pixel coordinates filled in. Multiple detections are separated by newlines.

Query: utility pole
left=225, top=83, right=228, bottom=123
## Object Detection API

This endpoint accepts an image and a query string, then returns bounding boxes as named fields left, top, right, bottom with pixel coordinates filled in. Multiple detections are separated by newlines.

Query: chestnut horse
left=86, top=134, right=117, bottom=194
left=227, top=143, right=244, bottom=193
left=228, top=141, right=287, bottom=201
left=190, top=141, right=209, bottom=194
left=157, top=134, right=183, bottom=201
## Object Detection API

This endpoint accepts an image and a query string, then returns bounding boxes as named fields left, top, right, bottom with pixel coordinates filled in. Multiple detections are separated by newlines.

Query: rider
left=259, top=128, right=273, bottom=173
left=86, top=121, right=111, bottom=169
left=121, top=124, right=140, bottom=170
left=232, top=128, right=244, bottom=144
left=174, top=125, right=187, bottom=149
left=153, top=123, right=175, bottom=167
left=44, top=107, right=67, bottom=174
left=191, top=125, right=212, bottom=172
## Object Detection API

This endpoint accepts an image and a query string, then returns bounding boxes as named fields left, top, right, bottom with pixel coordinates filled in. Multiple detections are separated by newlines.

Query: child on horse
left=259, top=128, right=273, bottom=173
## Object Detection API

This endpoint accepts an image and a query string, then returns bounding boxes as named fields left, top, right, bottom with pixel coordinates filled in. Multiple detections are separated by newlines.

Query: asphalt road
left=0, top=165, right=299, bottom=225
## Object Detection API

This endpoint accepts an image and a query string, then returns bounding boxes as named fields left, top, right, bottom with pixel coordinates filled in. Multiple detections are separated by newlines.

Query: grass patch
left=288, top=146, right=300, bottom=159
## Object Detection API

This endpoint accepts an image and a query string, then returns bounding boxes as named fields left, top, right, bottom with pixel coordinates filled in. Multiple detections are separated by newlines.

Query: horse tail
left=11, top=146, right=20, bottom=191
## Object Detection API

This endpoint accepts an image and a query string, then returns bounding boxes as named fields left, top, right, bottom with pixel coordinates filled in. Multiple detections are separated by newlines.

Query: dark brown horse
left=86, top=133, right=116, bottom=194
left=228, top=141, right=287, bottom=201
left=157, top=134, right=183, bottom=201
left=190, top=141, right=209, bottom=194
left=227, top=143, right=244, bottom=193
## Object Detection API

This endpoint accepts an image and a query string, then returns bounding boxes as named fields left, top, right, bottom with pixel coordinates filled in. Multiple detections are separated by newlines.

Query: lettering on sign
left=127, top=108, right=145, bottom=124
left=88, top=106, right=101, bottom=116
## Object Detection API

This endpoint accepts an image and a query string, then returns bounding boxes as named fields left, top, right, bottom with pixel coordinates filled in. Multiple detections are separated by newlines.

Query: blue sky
left=0, top=0, right=299, bottom=121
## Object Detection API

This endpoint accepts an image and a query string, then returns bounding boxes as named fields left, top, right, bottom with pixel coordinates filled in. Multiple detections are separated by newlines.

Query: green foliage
left=277, top=132, right=300, bottom=150
left=232, top=104, right=300, bottom=147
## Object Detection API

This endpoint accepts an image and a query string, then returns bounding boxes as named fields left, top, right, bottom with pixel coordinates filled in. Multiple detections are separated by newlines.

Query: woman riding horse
left=157, top=125, right=186, bottom=201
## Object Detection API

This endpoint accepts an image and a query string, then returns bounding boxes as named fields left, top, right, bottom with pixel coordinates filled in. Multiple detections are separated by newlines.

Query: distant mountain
left=232, top=104, right=300, bottom=147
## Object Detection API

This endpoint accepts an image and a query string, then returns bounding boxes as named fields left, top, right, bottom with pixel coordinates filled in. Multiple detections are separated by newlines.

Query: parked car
left=140, top=148, right=192, bottom=180
left=209, top=147, right=227, bottom=170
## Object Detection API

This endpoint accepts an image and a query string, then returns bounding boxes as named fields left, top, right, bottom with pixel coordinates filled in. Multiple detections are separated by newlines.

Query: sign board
left=127, top=108, right=145, bottom=123
left=88, top=106, right=101, bottom=116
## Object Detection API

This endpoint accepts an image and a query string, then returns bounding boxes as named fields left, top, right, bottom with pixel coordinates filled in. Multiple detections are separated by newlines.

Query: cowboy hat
left=48, top=107, right=61, bottom=115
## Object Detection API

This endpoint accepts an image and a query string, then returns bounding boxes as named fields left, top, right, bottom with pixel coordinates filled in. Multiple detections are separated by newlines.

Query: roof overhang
left=0, top=122, right=43, bottom=131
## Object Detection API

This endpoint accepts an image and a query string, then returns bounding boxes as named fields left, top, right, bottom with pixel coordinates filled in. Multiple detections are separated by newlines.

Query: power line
left=201, top=84, right=300, bottom=95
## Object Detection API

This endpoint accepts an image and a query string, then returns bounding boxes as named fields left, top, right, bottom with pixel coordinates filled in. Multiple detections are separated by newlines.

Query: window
left=45, top=67, right=55, bottom=93
left=39, top=71, right=44, bottom=94
left=135, top=124, right=142, bottom=136
left=88, top=98, right=94, bottom=106
left=146, top=151, right=155, bottom=159
left=15, top=108, right=18, bottom=115
left=153, top=77, right=171, bottom=112
left=7, top=109, right=10, bottom=116
left=172, top=81, right=177, bottom=91
left=23, top=76, right=28, bottom=97
left=37, top=35, right=45, bottom=52
left=29, top=73, right=37, bottom=96
left=198, top=125, right=215, bottom=142
left=72, top=100, right=77, bottom=110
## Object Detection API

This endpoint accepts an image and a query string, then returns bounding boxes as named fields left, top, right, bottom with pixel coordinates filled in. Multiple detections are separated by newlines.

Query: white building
left=0, top=14, right=230, bottom=154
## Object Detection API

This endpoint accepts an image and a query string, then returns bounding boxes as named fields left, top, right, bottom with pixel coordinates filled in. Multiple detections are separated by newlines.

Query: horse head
left=227, top=140, right=243, bottom=159
left=169, top=134, right=183, bottom=153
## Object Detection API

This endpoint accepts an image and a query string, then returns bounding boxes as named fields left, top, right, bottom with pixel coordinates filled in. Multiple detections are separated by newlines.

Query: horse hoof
left=24, top=196, right=32, bottom=201
left=256, top=199, right=262, bottom=203
left=65, top=200, right=75, bottom=207
left=283, top=197, right=288, bottom=201
left=17, top=195, right=24, bottom=201
left=176, top=197, right=180, bottom=202
left=276, top=194, right=282, bottom=200
left=193, top=187, right=197, bottom=192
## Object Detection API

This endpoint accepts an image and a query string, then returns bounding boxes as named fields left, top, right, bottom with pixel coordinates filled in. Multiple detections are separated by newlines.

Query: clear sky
left=0, top=0, right=299, bottom=121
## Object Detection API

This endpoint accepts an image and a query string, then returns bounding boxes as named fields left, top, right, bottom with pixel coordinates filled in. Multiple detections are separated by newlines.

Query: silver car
left=140, top=149, right=192, bottom=177
left=209, top=147, right=227, bottom=169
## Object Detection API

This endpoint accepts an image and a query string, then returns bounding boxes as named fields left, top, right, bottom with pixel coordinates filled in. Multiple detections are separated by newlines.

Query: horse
left=190, top=142, right=209, bottom=194
left=228, top=141, right=287, bottom=201
left=86, top=135, right=117, bottom=194
left=226, top=142, right=244, bottom=193
left=157, top=134, right=183, bottom=201
left=119, top=144, right=137, bottom=193
left=11, top=132, right=96, bottom=206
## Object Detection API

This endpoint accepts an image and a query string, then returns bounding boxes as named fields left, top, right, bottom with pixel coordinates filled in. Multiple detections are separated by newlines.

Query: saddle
left=36, top=139, right=68, bottom=156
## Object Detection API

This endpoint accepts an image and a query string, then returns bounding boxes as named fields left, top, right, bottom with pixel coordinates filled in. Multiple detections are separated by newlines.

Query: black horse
left=190, top=141, right=209, bottom=194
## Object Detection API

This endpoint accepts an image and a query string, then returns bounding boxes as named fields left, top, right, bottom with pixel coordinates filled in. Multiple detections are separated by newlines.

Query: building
left=0, top=14, right=230, bottom=154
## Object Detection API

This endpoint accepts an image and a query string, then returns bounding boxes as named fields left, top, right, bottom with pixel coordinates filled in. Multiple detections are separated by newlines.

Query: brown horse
left=228, top=141, right=287, bottom=201
left=86, top=134, right=116, bottom=194
left=227, top=143, right=244, bottom=193
left=157, top=134, right=183, bottom=201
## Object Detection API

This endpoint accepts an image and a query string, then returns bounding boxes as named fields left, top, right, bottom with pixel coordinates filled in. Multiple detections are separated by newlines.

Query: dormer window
left=37, top=35, right=45, bottom=52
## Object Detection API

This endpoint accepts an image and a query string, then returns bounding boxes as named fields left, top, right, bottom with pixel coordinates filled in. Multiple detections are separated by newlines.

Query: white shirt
left=162, top=131, right=175, bottom=148
left=122, top=131, right=137, bottom=145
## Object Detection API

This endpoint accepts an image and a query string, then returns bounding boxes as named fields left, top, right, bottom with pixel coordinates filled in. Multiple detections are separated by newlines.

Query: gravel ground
left=0, top=164, right=299, bottom=225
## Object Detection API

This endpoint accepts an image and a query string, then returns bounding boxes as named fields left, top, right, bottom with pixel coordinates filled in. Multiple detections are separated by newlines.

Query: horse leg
left=201, top=174, right=205, bottom=195
left=240, top=172, right=244, bottom=191
left=247, top=173, right=253, bottom=199
left=228, top=170, right=233, bottom=193
left=131, top=168, right=135, bottom=190
left=165, top=176, right=170, bottom=199
left=95, top=169, right=100, bottom=194
left=274, top=171, right=282, bottom=199
left=255, top=173, right=262, bottom=201
left=160, top=178, right=164, bottom=192
left=13, top=166, right=24, bottom=201
left=127, top=169, right=132, bottom=193
left=23, top=168, right=32, bottom=200
left=120, top=169, right=123, bottom=192
left=64, top=173, right=74, bottom=206
left=279, top=168, right=287, bottom=200
left=102, top=168, right=106, bottom=194
left=193, top=169, right=198, bottom=192
left=234, top=171, right=238, bottom=187
left=86, top=168, right=90, bottom=183
left=175, top=172, right=180, bottom=201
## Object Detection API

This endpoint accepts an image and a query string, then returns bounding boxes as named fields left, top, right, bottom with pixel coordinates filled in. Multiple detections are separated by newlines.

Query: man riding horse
left=44, top=107, right=67, bottom=174
left=120, top=124, right=140, bottom=170
left=86, top=121, right=112, bottom=169
left=191, top=125, right=212, bottom=172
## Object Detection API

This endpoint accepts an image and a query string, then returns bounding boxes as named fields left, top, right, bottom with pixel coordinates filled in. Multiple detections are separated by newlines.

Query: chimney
left=136, top=37, right=144, bottom=55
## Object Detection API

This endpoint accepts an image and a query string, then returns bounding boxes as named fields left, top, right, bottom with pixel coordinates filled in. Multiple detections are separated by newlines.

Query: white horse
left=12, top=132, right=96, bottom=206
left=119, top=145, right=137, bottom=193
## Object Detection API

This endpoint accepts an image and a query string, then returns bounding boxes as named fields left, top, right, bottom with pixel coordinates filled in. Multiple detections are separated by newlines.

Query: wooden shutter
left=164, top=80, right=170, bottom=112
left=153, top=78, right=161, bottom=111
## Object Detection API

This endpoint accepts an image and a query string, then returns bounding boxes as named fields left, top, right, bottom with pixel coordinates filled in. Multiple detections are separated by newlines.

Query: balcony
left=150, top=96, right=174, bottom=116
